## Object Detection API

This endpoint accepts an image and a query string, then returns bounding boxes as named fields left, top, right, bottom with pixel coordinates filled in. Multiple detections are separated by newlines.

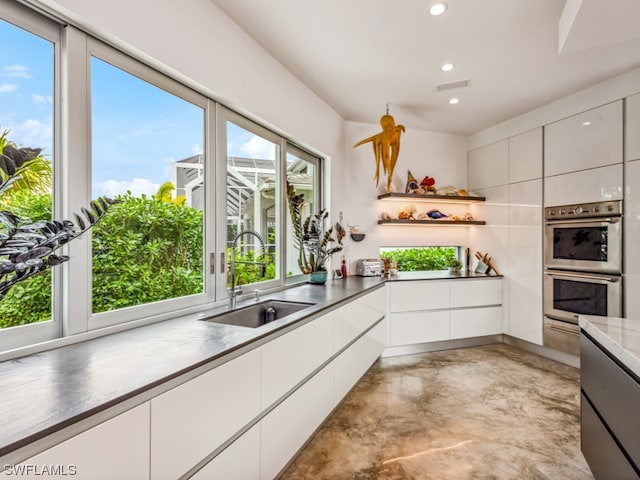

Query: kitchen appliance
left=543, top=200, right=623, bottom=356
left=356, top=259, right=384, bottom=277
left=544, top=200, right=622, bottom=274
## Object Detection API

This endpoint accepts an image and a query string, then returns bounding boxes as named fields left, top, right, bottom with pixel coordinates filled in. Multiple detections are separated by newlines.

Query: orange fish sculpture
left=353, top=111, right=405, bottom=192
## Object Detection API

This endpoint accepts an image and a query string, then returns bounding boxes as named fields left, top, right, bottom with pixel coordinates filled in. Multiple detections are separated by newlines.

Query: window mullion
left=61, top=25, right=91, bottom=336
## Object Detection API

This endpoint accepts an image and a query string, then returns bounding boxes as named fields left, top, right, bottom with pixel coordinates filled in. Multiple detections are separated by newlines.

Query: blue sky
left=1, top=18, right=276, bottom=199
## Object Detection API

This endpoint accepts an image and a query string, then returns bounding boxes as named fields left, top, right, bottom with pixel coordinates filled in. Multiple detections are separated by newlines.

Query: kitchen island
left=579, top=315, right=640, bottom=479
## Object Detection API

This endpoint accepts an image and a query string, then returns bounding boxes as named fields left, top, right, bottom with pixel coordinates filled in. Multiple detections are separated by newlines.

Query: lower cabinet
left=190, top=424, right=261, bottom=480
left=6, top=287, right=386, bottom=479
left=150, top=348, right=261, bottom=480
left=388, top=279, right=503, bottom=347
left=261, top=364, right=334, bottom=479
left=580, top=332, right=640, bottom=478
left=334, top=322, right=386, bottom=402
left=2, top=403, right=150, bottom=480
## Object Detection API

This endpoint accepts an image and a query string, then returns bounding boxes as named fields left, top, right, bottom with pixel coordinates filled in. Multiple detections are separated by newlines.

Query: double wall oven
left=543, top=200, right=623, bottom=356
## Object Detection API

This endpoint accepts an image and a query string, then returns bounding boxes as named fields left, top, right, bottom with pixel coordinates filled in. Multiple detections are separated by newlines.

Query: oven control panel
left=545, top=200, right=621, bottom=220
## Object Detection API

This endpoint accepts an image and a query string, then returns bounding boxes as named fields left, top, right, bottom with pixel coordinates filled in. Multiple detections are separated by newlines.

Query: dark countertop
left=0, top=271, right=499, bottom=458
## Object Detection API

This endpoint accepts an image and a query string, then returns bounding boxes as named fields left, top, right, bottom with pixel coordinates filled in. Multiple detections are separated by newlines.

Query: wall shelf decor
left=377, top=192, right=486, bottom=203
left=377, top=219, right=486, bottom=226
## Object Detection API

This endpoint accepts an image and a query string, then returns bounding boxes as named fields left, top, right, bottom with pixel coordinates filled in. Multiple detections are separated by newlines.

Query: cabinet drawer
left=581, top=333, right=640, bottom=468
left=150, top=349, right=260, bottom=480
left=334, top=288, right=386, bottom=352
left=7, top=403, right=150, bottom=480
left=581, top=393, right=640, bottom=480
left=261, top=364, right=334, bottom=480
left=389, top=310, right=449, bottom=346
left=334, top=322, right=385, bottom=402
left=261, top=313, right=333, bottom=409
left=450, top=307, right=502, bottom=339
left=450, top=279, right=502, bottom=308
left=190, top=424, right=260, bottom=480
left=389, top=281, right=449, bottom=312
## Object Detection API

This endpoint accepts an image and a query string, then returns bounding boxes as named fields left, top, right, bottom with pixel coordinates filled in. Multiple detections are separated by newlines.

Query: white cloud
left=9, top=119, right=52, bottom=151
left=4, top=64, right=32, bottom=79
left=240, top=135, right=276, bottom=160
left=0, top=84, right=18, bottom=93
left=32, top=94, right=53, bottom=105
left=93, top=178, right=161, bottom=198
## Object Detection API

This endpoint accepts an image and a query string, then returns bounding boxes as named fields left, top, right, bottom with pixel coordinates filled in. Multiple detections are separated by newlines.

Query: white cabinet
left=261, top=364, right=334, bottom=480
left=451, top=307, right=502, bottom=339
left=468, top=139, right=509, bottom=190
left=625, top=159, right=640, bottom=318
left=388, top=280, right=449, bottom=312
left=334, top=287, right=386, bottom=352
left=190, top=424, right=260, bottom=480
left=261, top=313, right=333, bottom=409
left=544, top=101, right=623, bottom=177
left=508, top=180, right=543, bottom=345
left=4, top=403, right=150, bottom=480
left=450, top=279, right=502, bottom=308
left=390, top=310, right=449, bottom=345
left=333, top=322, right=386, bottom=402
left=626, top=93, right=640, bottom=162
left=388, top=279, right=503, bottom=348
left=544, top=163, right=623, bottom=206
left=150, top=349, right=260, bottom=480
left=509, top=128, right=542, bottom=183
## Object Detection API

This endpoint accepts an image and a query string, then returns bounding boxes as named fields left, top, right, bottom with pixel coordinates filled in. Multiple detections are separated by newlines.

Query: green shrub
left=0, top=190, right=53, bottom=327
left=91, top=193, right=204, bottom=313
left=381, top=247, right=457, bottom=271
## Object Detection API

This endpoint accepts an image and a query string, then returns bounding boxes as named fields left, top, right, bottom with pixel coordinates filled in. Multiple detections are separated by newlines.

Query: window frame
left=0, top=1, right=62, bottom=352
left=0, top=5, right=327, bottom=355
left=80, top=38, right=215, bottom=332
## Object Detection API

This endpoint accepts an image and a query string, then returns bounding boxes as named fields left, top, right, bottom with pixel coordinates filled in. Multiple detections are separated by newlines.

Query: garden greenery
left=381, top=246, right=458, bottom=271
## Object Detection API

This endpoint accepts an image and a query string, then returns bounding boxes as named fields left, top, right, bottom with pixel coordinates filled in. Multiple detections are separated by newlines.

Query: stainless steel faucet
left=229, top=230, right=266, bottom=309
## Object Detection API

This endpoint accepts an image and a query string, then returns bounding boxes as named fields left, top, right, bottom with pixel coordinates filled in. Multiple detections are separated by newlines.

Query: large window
left=0, top=5, right=324, bottom=354
left=0, top=5, right=57, bottom=336
left=90, top=56, right=206, bottom=315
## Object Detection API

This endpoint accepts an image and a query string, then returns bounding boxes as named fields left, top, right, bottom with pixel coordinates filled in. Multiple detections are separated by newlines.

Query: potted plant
left=447, top=258, right=463, bottom=274
left=287, top=182, right=343, bottom=284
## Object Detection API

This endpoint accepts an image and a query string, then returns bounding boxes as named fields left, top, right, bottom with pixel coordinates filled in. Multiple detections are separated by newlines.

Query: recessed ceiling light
left=429, top=3, right=448, bottom=16
left=441, top=63, right=454, bottom=72
left=449, top=98, right=459, bottom=105
left=581, top=121, right=592, bottom=126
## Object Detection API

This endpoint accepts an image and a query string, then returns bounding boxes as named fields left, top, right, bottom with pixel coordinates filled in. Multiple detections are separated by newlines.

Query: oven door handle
left=545, top=217, right=620, bottom=225
left=546, top=321, right=580, bottom=336
left=544, top=270, right=620, bottom=283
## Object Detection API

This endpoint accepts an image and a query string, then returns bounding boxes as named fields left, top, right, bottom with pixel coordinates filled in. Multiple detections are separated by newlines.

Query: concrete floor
left=280, top=344, right=594, bottom=480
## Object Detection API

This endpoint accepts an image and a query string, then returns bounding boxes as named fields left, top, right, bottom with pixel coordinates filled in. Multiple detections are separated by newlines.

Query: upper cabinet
left=509, top=128, right=542, bottom=183
left=544, top=101, right=623, bottom=177
left=468, top=139, right=509, bottom=190
left=626, top=93, right=640, bottom=162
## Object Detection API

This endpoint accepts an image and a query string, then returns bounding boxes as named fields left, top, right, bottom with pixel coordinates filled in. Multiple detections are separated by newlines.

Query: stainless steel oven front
left=544, top=270, right=622, bottom=324
left=543, top=269, right=622, bottom=356
left=544, top=200, right=622, bottom=274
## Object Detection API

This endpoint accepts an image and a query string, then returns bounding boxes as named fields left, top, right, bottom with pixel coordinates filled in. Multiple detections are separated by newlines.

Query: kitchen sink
left=199, top=299, right=316, bottom=328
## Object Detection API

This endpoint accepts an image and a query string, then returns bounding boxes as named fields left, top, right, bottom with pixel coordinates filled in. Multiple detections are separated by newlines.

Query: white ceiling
left=211, top=0, right=640, bottom=135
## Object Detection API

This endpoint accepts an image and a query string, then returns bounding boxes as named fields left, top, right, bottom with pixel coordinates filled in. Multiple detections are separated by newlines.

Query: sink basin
left=200, top=299, right=315, bottom=328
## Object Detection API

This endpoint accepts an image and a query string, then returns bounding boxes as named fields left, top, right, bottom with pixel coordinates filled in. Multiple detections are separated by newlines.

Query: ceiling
left=211, top=0, right=640, bottom=136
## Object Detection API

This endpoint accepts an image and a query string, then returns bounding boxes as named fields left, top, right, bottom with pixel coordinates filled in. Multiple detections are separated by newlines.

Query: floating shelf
left=377, top=219, right=486, bottom=225
left=377, top=192, right=486, bottom=203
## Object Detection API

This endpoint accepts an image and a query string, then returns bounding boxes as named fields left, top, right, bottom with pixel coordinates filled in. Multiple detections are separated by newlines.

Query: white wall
left=341, top=121, right=469, bottom=270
